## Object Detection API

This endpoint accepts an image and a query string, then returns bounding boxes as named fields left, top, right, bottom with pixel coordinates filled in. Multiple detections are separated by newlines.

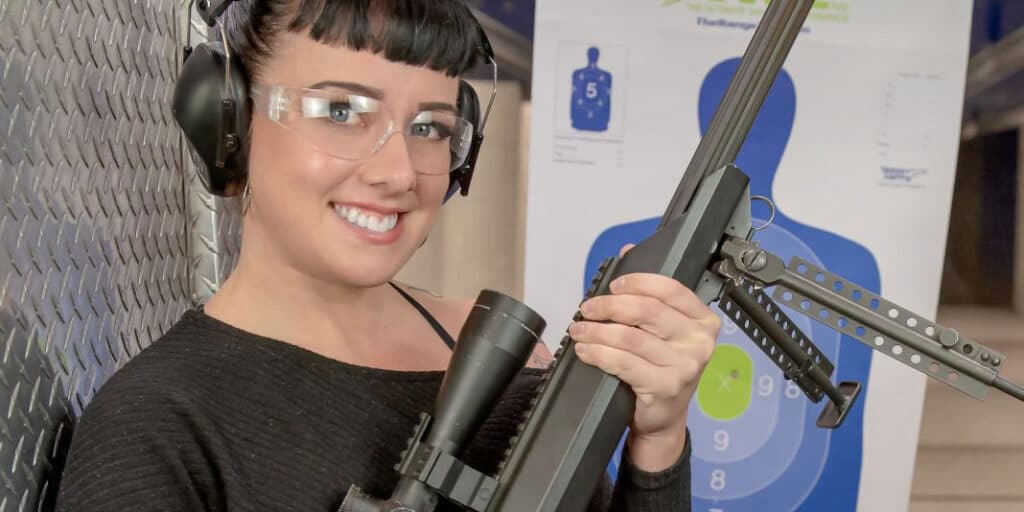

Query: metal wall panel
left=0, top=0, right=218, bottom=509
left=187, top=148, right=243, bottom=303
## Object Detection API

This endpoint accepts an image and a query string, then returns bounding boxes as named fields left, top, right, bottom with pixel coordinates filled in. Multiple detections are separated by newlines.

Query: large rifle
left=340, top=1, right=1024, bottom=511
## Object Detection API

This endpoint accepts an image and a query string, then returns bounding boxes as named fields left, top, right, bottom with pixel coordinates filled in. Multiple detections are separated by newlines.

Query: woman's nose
left=358, top=131, right=417, bottom=193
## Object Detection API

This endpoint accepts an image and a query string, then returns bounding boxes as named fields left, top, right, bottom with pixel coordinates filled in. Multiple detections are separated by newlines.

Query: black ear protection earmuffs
left=172, top=0, right=497, bottom=202
left=447, top=79, right=484, bottom=202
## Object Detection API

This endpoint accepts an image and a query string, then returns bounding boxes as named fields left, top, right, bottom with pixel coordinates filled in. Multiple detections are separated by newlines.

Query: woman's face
left=245, top=31, right=461, bottom=289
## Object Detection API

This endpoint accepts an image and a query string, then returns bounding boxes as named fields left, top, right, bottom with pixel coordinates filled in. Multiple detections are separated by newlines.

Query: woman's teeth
left=334, top=205, right=399, bottom=233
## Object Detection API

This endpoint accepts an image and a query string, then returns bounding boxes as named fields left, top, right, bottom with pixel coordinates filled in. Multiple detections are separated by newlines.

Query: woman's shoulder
left=77, top=309, right=262, bottom=423
left=56, top=309, right=265, bottom=511
left=108, top=309, right=239, bottom=376
left=394, top=284, right=556, bottom=369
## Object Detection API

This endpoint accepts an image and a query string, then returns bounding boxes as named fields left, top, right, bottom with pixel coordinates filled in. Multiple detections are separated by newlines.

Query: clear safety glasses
left=250, top=83, right=476, bottom=175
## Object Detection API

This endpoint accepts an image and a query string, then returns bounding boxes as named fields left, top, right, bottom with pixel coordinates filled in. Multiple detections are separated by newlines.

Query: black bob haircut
left=217, top=0, right=488, bottom=84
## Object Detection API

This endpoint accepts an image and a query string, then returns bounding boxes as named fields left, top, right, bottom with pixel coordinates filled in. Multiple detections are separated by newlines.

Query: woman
left=54, top=1, right=720, bottom=510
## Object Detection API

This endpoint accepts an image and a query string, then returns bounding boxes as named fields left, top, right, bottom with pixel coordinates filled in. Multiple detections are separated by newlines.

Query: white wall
left=396, top=80, right=528, bottom=301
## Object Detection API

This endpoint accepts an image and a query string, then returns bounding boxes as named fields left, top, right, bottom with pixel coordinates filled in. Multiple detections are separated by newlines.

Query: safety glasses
left=250, top=83, right=476, bottom=174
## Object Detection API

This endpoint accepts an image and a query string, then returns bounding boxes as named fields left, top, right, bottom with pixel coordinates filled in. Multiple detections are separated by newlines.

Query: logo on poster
left=880, top=166, right=928, bottom=187
left=661, top=0, right=851, bottom=24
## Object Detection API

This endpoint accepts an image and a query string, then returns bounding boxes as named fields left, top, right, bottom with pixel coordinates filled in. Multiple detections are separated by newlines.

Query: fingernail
left=570, top=322, right=586, bottom=335
left=574, top=343, right=588, bottom=356
left=580, top=301, right=593, bottom=315
left=610, top=277, right=626, bottom=292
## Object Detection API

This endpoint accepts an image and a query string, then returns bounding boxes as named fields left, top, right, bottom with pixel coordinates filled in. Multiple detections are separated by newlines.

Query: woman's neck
left=202, top=246, right=408, bottom=365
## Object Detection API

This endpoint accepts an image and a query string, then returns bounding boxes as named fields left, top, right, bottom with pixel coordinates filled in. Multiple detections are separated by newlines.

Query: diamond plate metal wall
left=0, top=0, right=206, bottom=510
left=188, top=150, right=243, bottom=303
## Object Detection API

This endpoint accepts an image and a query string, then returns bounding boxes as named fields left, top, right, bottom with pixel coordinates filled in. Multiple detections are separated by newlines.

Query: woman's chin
left=319, top=251, right=412, bottom=290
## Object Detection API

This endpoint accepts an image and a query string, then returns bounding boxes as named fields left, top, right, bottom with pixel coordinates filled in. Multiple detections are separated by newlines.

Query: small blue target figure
left=571, top=46, right=612, bottom=132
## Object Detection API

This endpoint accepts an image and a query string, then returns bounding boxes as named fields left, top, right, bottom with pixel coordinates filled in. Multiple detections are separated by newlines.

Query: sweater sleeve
left=53, top=373, right=226, bottom=512
left=603, top=428, right=693, bottom=511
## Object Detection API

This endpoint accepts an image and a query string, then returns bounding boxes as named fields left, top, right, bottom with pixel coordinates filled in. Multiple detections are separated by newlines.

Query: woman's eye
left=410, top=123, right=436, bottom=138
left=411, top=122, right=450, bottom=139
left=328, top=103, right=360, bottom=125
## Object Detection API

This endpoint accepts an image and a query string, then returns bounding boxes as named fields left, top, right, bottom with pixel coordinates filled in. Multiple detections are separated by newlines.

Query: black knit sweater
left=54, top=308, right=692, bottom=511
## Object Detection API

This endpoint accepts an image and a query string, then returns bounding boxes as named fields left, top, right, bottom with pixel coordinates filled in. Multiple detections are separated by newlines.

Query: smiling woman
left=51, top=1, right=713, bottom=511
left=241, top=43, right=458, bottom=276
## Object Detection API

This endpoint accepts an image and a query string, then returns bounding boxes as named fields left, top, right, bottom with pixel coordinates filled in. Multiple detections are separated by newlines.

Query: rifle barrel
left=660, top=0, right=816, bottom=227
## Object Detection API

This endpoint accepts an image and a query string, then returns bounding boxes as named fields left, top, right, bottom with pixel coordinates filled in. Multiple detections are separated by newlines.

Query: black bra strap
left=389, top=282, right=457, bottom=350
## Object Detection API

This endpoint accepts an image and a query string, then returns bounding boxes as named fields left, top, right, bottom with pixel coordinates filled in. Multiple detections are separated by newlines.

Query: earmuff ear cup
left=172, top=42, right=251, bottom=197
left=445, top=79, right=482, bottom=202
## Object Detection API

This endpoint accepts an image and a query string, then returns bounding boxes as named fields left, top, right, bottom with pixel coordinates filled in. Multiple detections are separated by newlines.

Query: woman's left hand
left=568, top=245, right=721, bottom=473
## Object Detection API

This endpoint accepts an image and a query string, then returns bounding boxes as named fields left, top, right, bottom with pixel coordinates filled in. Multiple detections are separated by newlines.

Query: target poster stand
left=524, top=1, right=976, bottom=511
